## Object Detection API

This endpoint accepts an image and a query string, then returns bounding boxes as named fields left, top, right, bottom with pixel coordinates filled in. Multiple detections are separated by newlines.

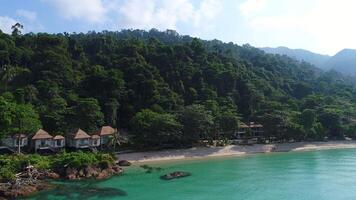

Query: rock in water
left=160, top=171, right=191, bottom=180
left=118, top=160, right=132, bottom=166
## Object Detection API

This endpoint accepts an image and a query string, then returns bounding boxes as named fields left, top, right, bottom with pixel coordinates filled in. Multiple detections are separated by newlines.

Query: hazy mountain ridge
left=261, top=47, right=331, bottom=70
left=261, top=47, right=356, bottom=75
left=325, top=49, right=356, bottom=75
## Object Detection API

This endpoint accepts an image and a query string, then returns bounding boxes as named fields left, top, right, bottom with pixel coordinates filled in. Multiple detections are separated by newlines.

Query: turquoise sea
left=27, top=148, right=356, bottom=200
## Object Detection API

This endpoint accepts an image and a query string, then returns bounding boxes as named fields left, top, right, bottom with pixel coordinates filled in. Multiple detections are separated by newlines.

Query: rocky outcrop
left=0, top=164, right=123, bottom=199
left=118, top=160, right=132, bottom=166
left=64, top=164, right=123, bottom=180
left=37, top=170, right=61, bottom=180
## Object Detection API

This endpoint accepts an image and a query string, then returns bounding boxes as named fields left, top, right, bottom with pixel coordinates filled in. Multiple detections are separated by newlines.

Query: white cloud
left=118, top=0, right=222, bottom=31
left=0, top=16, right=17, bottom=34
left=16, top=9, right=37, bottom=22
left=239, top=0, right=266, bottom=17
left=192, top=0, right=223, bottom=27
left=47, top=0, right=107, bottom=23
left=240, top=0, right=356, bottom=54
left=43, top=0, right=222, bottom=34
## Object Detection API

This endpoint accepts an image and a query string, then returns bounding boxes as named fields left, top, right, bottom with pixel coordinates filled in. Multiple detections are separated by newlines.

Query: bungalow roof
left=67, top=129, right=91, bottom=139
left=32, top=129, right=53, bottom=140
left=95, top=126, right=116, bottom=136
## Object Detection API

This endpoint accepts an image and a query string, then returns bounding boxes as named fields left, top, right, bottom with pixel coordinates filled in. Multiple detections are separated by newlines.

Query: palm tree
left=107, top=130, right=121, bottom=152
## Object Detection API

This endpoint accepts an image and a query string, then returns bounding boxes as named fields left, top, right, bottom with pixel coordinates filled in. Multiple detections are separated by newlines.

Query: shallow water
left=27, top=148, right=356, bottom=200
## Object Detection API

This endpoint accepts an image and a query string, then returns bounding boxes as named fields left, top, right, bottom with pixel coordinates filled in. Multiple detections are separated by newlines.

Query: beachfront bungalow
left=91, top=135, right=101, bottom=147
left=93, top=126, right=117, bottom=145
left=1, top=134, right=28, bottom=148
left=66, top=129, right=91, bottom=149
left=236, top=123, right=250, bottom=138
left=234, top=122, right=264, bottom=144
left=31, top=129, right=53, bottom=151
left=249, top=122, right=264, bottom=137
left=53, top=135, right=65, bottom=148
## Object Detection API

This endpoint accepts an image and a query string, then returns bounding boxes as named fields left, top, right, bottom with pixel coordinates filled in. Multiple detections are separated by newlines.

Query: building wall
left=53, top=139, right=65, bottom=148
left=2, top=137, right=28, bottom=147
left=34, top=139, right=53, bottom=149
left=74, top=138, right=90, bottom=148
left=91, top=139, right=100, bottom=147
left=2, top=137, right=14, bottom=147
left=100, top=135, right=112, bottom=145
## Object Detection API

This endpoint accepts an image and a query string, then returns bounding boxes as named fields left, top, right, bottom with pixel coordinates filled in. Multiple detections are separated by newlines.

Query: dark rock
left=160, top=171, right=191, bottom=180
left=96, top=169, right=110, bottom=180
left=46, top=171, right=60, bottom=179
left=118, top=160, right=131, bottom=166
left=112, top=165, right=123, bottom=173
left=66, top=167, right=78, bottom=180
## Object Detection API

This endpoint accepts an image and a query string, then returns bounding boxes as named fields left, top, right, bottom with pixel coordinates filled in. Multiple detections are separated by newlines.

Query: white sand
left=116, top=141, right=356, bottom=163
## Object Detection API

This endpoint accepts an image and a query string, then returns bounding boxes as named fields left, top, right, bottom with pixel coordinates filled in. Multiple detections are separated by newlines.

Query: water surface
left=28, top=148, right=356, bottom=200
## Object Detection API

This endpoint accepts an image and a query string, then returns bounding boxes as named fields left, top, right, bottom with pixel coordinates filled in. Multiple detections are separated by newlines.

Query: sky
left=0, top=0, right=355, bottom=56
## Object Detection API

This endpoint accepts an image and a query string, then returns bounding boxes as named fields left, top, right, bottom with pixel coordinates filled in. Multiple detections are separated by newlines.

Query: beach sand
left=117, top=141, right=356, bottom=163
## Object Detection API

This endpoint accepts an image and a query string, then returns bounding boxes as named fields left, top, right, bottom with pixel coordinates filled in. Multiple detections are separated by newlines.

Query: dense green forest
left=1, top=26, right=356, bottom=148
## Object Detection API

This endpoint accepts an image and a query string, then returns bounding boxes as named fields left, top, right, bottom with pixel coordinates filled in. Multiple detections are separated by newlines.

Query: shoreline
left=117, top=141, right=356, bottom=163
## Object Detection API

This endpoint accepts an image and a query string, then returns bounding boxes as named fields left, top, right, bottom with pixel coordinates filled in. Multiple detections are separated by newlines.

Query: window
left=79, top=139, right=89, bottom=145
left=56, top=140, right=62, bottom=146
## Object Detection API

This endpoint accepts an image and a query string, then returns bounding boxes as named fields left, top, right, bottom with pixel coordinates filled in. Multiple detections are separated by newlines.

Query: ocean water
left=27, top=148, right=356, bottom=200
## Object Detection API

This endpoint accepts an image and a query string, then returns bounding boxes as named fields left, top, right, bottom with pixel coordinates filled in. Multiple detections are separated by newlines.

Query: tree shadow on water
left=31, top=183, right=127, bottom=200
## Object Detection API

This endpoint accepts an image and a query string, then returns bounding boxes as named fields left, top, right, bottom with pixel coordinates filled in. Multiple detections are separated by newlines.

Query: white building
left=1, top=134, right=28, bottom=148
left=66, top=129, right=91, bottom=149
left=31, top=129, right=53, bottom=151
left=93, top=126, right=117, bottom=146
left=53, top=135, right=65, bottom=148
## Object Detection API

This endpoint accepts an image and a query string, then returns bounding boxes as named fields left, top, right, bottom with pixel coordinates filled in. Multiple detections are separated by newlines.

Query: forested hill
left=1, top=28, right=356, bottom=148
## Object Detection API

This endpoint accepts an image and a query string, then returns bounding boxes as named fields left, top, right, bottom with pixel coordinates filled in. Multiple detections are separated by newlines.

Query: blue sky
left=0, top=0, right=355, bottom=55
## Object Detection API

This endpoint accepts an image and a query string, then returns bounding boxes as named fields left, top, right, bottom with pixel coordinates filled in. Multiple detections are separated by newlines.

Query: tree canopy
left=1, top=28, right=356, bottom=148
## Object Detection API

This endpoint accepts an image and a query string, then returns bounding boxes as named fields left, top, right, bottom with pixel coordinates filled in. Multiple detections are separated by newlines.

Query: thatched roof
left=239, top=123, right=249, bottom=128
left=250, top=124, right=263, bottom=128
left=95, top=126, right=116, bottom=136
left=239, top=122, right=263, bottom=128
left=67, top=129, right=91, bottom=139
left=32, top=129, right=53, bottom=140
left=53, top=135, right=65, bottom=140
left=249, top=122, right=263, bottom=128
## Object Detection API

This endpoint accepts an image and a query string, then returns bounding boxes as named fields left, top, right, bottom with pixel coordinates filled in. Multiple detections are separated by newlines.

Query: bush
left=52, top=151, right=115, bottom=169
left=0, top=167, right=15, bottom=182
left=53, top=151, right=98, bottom=169
left=27, top=154, right=52, bottom=170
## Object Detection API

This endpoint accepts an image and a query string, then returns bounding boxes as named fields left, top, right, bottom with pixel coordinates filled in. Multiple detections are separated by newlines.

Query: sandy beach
left=117, top=141, right=356, bottom=163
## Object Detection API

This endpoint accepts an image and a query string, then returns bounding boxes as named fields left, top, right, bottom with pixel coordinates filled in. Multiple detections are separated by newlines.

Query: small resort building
left=66, top=129, right=91, bottom=149
left=235, top=122, right=264, bottom=144
left=91, top=135, right=101, bottom=147
left=2, top=134, right=28, bottom=148
left=93, top=126, right=117, bottom=145
left=53, top=135, right=65, bottom=148
left=31, top=129, right=53, bottom=152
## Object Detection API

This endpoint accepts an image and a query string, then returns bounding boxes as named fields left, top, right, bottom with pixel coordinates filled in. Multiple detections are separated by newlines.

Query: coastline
left=117, top=141, right=356, bottom=163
